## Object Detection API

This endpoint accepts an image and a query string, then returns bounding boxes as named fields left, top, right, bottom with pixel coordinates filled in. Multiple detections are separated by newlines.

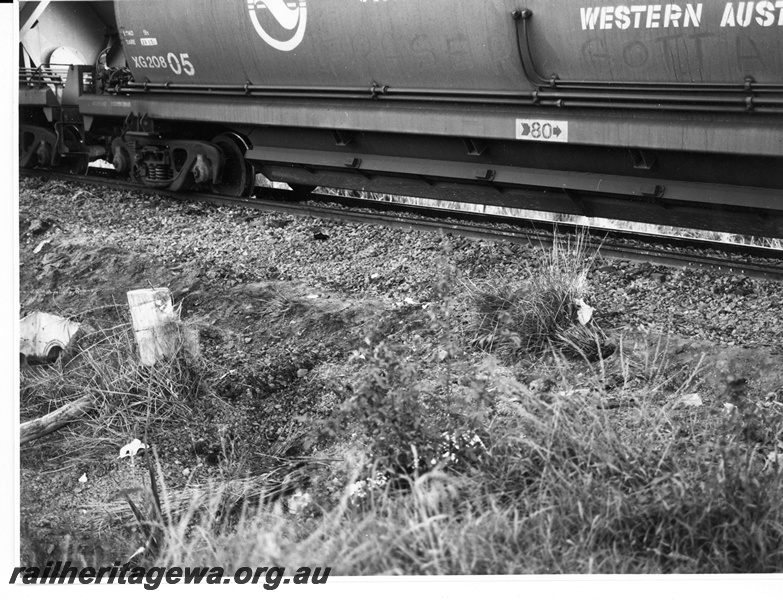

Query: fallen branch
left=20, top=397, right=96, bottom=445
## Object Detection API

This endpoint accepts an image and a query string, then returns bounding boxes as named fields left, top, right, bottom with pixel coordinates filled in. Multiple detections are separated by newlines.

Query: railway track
left=21, top=168, right=783, bottom=281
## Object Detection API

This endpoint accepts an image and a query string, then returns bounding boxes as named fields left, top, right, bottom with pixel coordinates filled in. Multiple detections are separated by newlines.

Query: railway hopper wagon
left=18, top=0, right=783, bottom=237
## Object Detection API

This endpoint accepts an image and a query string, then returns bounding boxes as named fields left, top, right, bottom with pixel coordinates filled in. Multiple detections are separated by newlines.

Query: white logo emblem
left=247, top=1, right=307, bottom=52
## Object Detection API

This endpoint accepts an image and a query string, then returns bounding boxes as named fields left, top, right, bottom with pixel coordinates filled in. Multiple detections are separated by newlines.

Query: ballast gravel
left=18, top=176, right=783, bottom=352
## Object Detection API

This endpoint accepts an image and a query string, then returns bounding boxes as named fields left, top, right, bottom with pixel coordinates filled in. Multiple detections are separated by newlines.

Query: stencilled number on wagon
left=130, top=53, right=195, bottom=76
left=515, top=119, right=569, bottom=143
left=166, top=53, right=195, bottom=76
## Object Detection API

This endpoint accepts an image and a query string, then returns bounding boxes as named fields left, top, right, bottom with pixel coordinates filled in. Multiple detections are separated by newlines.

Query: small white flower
left=469, top=434, right=486, bottom=449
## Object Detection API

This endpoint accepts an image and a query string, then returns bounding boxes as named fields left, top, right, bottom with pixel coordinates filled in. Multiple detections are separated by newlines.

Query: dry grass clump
left=48, top=291, right=780, bottom=574
left=470, top=231, right=610, bottom=360
left=150, top=351, right=783, bottom=574
left=84, top=463, right=307, bottom=534
left=21, top=231, right=782, bottom=574
left=20, top=311, right=204, bottom=464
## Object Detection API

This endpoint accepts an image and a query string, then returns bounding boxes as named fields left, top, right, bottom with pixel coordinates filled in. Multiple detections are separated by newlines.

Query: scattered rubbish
left=33, top=239, right=51, bottom=254
left=19, top=311, right=81, bottom=362
left=78, top=473, right=87, bottom=484
left=723, top=402, right=737, bottom=416
left=575, top=298, right=594, bottom=325
left=126, top=546, right=146, bottom=563
left=182, top=467, right=191, bottom=477
left=764, top=442, right=783, bottom=472
left=218, top=369, right=237, bottom=381
left=678, top=393, right=703, bottom=407
left=306, top=294, right=319, bottom=299
left=119, top=439, right=147, bottom=459
left=287, top=490, right=312, bottom=514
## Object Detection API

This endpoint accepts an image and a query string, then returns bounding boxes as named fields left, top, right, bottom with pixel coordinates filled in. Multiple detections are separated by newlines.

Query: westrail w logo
left=247, top=0, right=307, bottom=52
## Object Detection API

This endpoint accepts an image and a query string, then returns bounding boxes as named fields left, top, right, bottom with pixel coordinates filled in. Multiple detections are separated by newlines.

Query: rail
left=20, top=168, right=783, bottom=282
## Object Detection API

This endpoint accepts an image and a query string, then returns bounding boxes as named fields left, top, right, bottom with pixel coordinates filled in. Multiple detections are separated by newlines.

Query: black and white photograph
left=12, top=0, right=783, bottom=592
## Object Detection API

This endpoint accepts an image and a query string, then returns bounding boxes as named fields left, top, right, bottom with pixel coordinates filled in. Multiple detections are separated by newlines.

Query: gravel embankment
left=19, top=176, right=783, bottom=349
left=18, top=174, right=783, bottom=567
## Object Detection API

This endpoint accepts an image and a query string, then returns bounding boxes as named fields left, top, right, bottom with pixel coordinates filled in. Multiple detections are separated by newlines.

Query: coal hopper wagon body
left=18, top=0, right=783, bottom=237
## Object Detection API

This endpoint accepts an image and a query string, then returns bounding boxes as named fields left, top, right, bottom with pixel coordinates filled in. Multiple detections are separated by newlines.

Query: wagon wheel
left=210, top=133, right=255, bottom=197
left=19, top=129, right=48, bottom=168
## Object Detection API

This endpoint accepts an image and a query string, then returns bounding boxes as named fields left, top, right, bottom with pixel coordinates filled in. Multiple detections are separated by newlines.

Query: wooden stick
left=20, top=397, right=95, bottom=445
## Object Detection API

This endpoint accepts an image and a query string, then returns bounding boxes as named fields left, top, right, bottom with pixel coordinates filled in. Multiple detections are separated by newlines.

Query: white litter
left=287, top=490, right=312, bottom=514
left=119, top=438, right=147, bottom=459
left=78, top=473, right=87, bottom=484
left=764, top=442, right=783, bottom=472
left=126, top=546, right=146, bottom=562
left=678, top=393, right=703, bottom=407
left=575, top=298, right=594, bottom=325
left=33, top=239, right=51, bottom=254
left=19, top=311, right=81, bottom=360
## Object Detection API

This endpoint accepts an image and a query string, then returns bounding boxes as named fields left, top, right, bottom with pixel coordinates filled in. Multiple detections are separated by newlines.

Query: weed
left=20, top=316, right=206, bottom=467
left=21, top=231, right=783, bottom=574
left=469, top=230, right=610, bottom=360
left=317, top=261, right=488, bottom=482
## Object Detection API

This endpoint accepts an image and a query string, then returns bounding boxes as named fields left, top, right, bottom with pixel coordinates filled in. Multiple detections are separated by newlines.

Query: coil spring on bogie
left=148, top=164, right=173, bottom=181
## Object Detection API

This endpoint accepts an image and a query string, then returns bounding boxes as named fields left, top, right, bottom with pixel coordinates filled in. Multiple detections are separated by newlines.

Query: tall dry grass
left=21, top=224, right=783, bottom=574
left=150, top=358, right=783, bottom=573
left=149, top=238, right=783, bottom=574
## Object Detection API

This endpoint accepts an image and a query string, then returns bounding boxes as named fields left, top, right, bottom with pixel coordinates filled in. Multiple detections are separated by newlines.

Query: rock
left=529, top=377, right=556, bottom=394
left=28, top=219, right=52, bottom=235
left=627, top=265, right=648, bottom=278
left=677, top=393, right=703, bottom=407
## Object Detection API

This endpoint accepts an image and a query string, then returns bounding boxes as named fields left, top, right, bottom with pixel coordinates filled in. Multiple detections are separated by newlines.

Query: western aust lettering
left=580, top=2, right=783, bottom=30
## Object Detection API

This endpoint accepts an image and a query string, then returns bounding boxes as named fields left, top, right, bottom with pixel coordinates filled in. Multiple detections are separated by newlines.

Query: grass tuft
left=21, top=312, right=205, bottom=465
left=469, top=230, right=610, bottom=360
